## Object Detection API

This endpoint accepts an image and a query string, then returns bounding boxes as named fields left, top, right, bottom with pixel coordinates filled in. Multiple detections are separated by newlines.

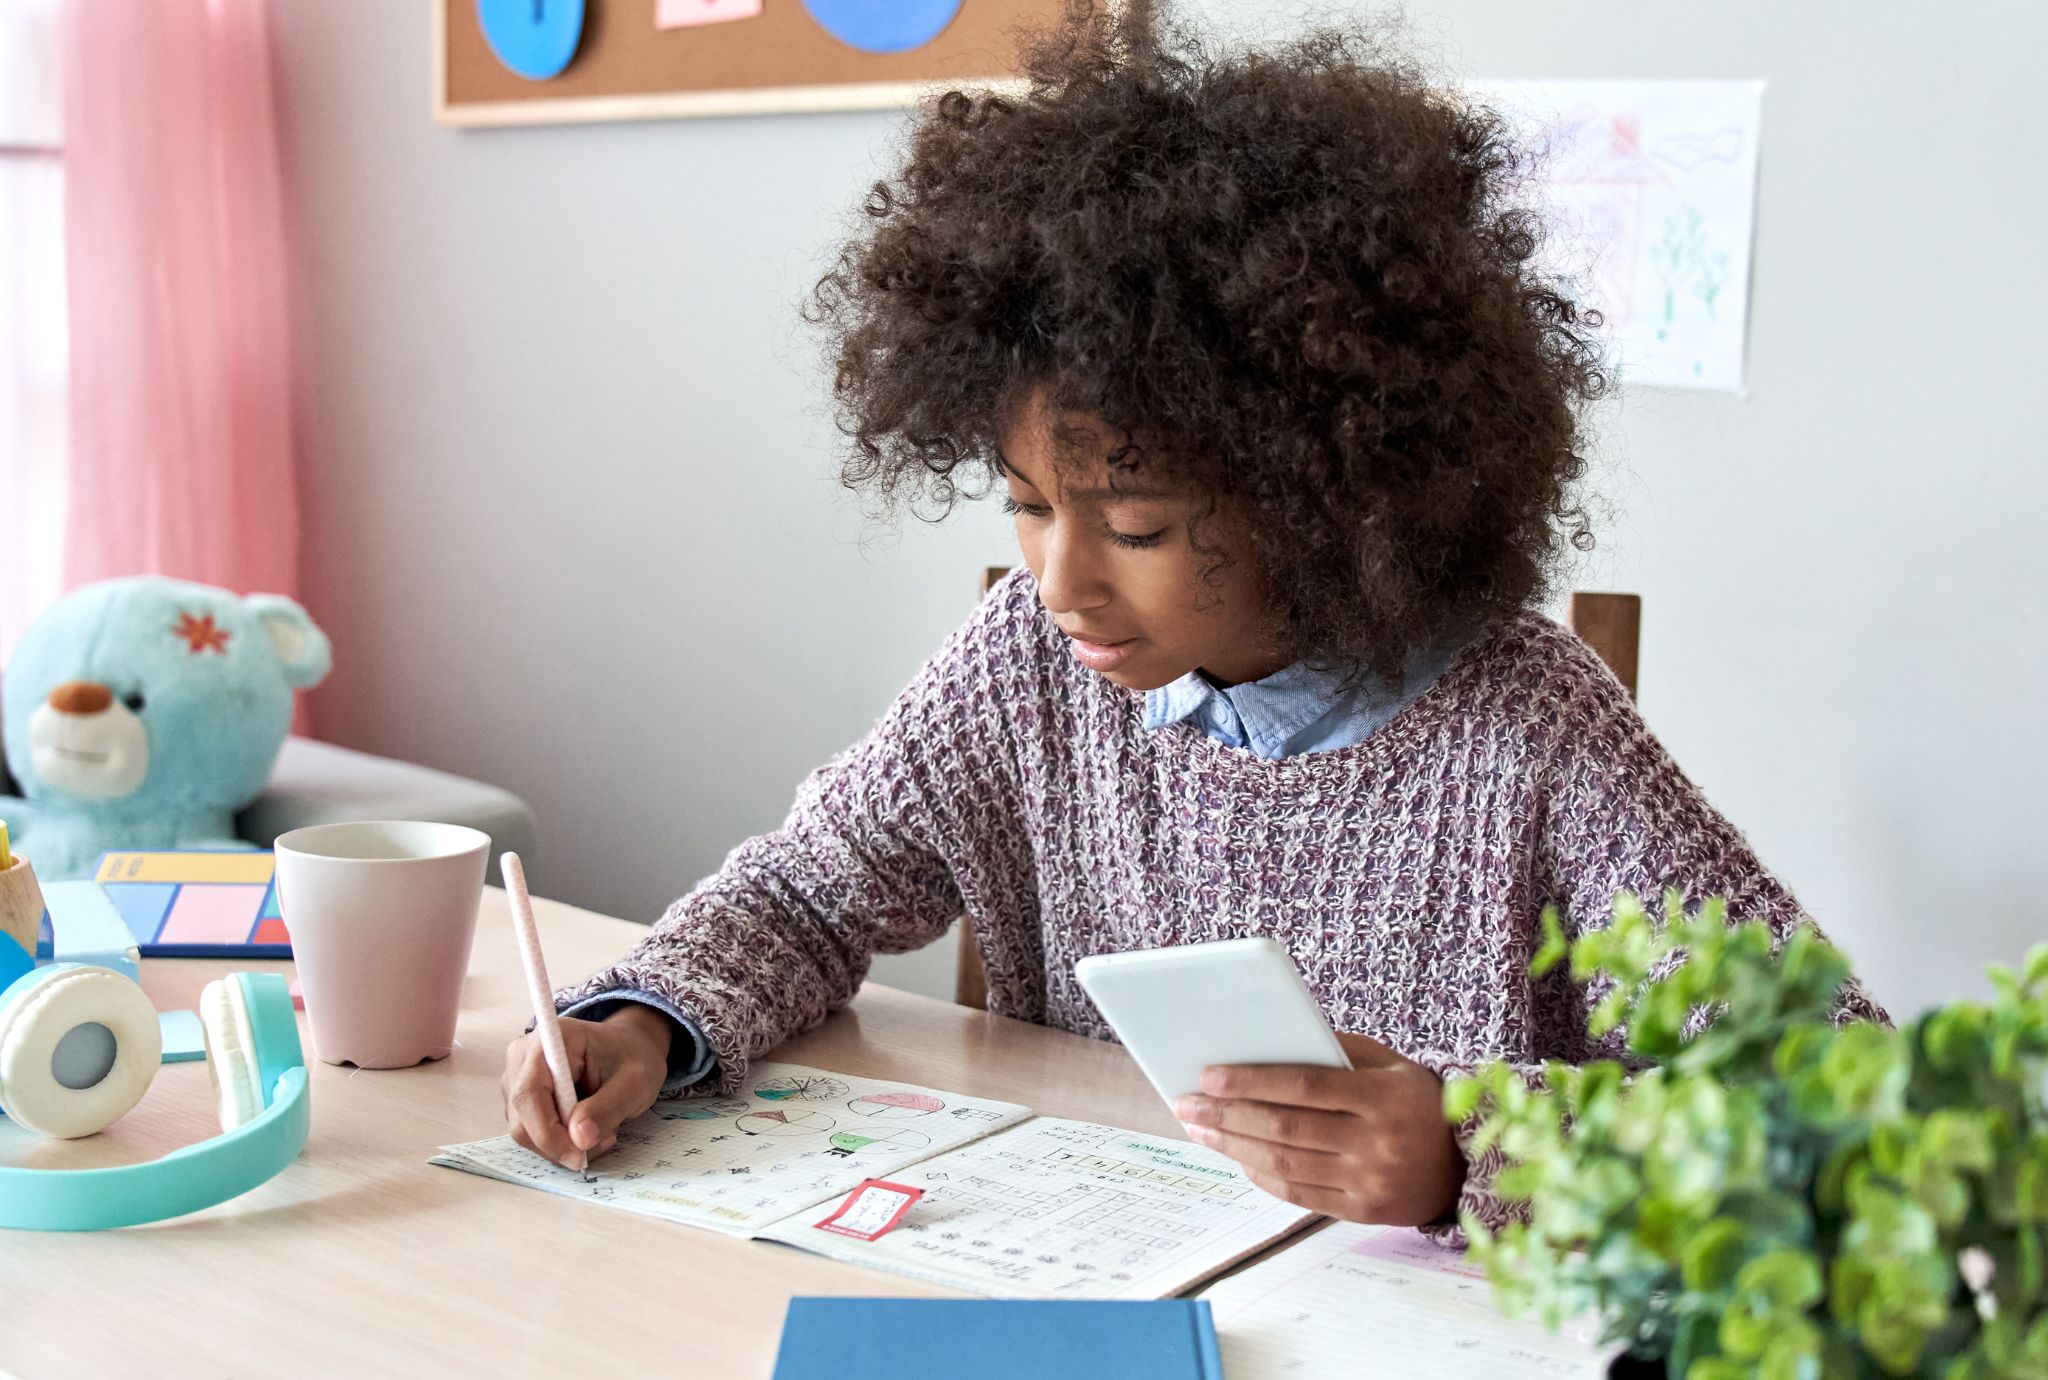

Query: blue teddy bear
left=0, top=577, right=331, bottom=879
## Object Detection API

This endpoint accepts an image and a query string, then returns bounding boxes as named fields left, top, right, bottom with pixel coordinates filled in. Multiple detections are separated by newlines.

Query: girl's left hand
left=1173, top=1032, right=1466, bottom=1227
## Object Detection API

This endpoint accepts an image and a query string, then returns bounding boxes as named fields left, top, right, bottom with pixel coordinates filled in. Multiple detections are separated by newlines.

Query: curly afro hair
left=807, top=0, right=1607, bottom=676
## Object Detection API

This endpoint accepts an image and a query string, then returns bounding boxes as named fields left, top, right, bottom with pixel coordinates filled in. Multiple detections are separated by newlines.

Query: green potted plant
left=1446, top=894, right=2048, bottom=1379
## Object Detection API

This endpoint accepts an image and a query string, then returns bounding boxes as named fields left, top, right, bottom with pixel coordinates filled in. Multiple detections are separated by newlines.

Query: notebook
left=772, top=1298, right=1223, bottom=1380
left=1199, top=1220, right=1613, bottom=1378
left=85, top=850, right=289, bottom=957
left=431, top=1061, right=1316, bottom=1300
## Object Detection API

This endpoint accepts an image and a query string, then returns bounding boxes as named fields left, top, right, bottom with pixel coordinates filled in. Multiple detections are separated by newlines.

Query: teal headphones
left=0, top=947, right=310, bottom=1231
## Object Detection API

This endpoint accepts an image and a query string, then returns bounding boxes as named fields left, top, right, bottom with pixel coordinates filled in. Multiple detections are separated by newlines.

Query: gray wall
left=273, top=0, right=2046, bottom=1016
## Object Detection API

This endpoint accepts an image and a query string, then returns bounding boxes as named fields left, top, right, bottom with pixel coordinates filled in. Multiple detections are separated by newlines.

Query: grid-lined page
left=757, top=1118, right=1316, bottom=1298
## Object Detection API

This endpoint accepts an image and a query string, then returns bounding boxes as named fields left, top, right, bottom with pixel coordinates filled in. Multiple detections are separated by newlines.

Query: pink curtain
left=60, top=0, right=300, bottom=604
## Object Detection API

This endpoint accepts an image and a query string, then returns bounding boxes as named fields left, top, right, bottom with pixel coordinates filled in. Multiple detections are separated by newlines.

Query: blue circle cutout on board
left=476, top=0, right=585, bottom=81
left=800, top=0, right=964, bottom=54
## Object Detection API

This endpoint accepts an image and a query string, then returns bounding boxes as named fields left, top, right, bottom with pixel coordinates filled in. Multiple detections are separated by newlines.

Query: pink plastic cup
left=274, top=821, right=489, bottom=1068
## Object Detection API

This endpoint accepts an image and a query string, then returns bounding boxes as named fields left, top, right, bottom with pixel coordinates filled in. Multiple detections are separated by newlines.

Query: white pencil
left=502, top=852, right=589, bottom=1180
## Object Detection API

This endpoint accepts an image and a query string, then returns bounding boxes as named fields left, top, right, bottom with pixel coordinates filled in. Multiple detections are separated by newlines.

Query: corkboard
left=436, top=0, right=1071, bottom=127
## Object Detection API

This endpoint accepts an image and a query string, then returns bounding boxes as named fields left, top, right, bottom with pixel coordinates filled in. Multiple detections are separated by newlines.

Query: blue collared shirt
left=1142, top=636, right=1467, bottom=758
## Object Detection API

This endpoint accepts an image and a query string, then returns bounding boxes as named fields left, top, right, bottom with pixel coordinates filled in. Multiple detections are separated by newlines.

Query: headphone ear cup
left=0, top=965, right=162, bottom=1139
left=200, top=977, right=264, bottom=1132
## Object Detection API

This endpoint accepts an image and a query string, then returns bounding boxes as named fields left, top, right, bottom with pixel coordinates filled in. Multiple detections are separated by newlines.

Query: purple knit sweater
left=562, top=571, right=1883, bottom=1228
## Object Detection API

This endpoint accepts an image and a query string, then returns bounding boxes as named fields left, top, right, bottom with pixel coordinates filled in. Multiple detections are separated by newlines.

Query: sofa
left=1, top=734, right=538, bottom=882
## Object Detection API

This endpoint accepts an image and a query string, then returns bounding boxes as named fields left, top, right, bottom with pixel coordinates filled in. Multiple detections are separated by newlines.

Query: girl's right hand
left=500, top=1006, right=673, bottom=1168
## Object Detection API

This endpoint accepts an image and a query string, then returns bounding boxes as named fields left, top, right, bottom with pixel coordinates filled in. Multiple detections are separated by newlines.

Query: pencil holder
left=0, top=852, right=47, bottom=959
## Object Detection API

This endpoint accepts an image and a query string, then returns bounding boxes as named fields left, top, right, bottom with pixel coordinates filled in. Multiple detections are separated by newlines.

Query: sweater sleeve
left=552, top=594, right=1023, bottom=1096
left=1423, top=631, right=1887, bottom=1236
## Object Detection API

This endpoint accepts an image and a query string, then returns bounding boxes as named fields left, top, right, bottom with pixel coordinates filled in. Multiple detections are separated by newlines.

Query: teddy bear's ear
left=244, top=595, right=333, bottom=690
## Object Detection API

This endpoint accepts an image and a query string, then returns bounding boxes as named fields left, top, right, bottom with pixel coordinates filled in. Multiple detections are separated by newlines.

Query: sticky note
left=159, top=1010, right=207, bottom=1063
left=657, top=0, right=761, bottom=28
left=156, top=885, right=264, bottom=946
left=813, top=1179, right=924, bottom=1241
left=108, top=882, right=178, bottom=944
left=96, top=851, right=274, bottom=886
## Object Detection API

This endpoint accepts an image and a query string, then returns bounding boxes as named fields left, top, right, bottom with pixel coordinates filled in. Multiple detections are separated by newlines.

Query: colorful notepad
left=85, top=850, right=289, bottom=957
left=773, top=1298, right=1223, bottom=1380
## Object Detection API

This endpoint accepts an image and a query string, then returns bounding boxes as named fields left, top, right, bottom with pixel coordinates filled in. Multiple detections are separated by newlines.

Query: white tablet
left=1075, top=937, right=1351, bottom=1110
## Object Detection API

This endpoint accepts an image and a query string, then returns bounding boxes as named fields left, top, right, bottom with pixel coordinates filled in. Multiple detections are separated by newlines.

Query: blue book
left=771, top=1298, right=1223, bottom=1380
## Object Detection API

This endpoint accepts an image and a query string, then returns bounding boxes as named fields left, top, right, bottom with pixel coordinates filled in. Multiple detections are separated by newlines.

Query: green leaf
left=1914, top=1168, right=1971, bottom=1230
left=1977, top=1311, right=2022, bottom=1370
left=1737, top=1249, right=1824, bottom=1311
left=1531, top=906, right=1569, bottom=977
left=1757, top=1319, right=1822, bottom=1380
left=1853, top=1255, right=1952, bottom=1375
left=2020, top=944, right=2048, bottom=994
left=1682, top=1216, right=1748, bottom=1293
left=1775, top=1024, right=1832, bottom=1079
left=1921, top=1009, right=1962, bottom=1073
left=2017, top=1139, right=2048, bottom=1222
left=1671, top=1310, right=1720, bottom=1378
left=1924, top=1109, right=1996, bottom=1173
left=1721, top=1302, right=1773, bottom=1360
left=1993, top=1026, right=2021, bottom=1080
left=1443, top=1075, right=1485, bottom=1124
left=2021, top=1312, right=2048, bottom=1372
left=1720, top=1190, right=1814, bottom=1249
left=1687, top=1360, right=1753, bottom=1380
left=1870, top=1119, right=1914, bottom=1177
left=1814, top=1144, right=1864, bottom=1216
left=1830, top=1253, right=1875, bottom=1329
left=1987, top=1224, right=2044, bottom=1312
left=1590, top=987, right=1632, bottom=1039
left=1844, top=1181, right=1938, bottom=1257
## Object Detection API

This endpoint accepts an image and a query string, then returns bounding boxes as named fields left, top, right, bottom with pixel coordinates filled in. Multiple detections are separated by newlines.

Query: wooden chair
left=950, top=574, right=1641, bottom=1009
left=1566, top=592, right=1640, bottom=701
left=951, top=570, right=1014, bottom=1010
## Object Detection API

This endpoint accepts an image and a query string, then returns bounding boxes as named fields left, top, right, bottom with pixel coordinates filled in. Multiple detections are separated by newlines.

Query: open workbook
left=431, top=1062, right=1316, bottom=1300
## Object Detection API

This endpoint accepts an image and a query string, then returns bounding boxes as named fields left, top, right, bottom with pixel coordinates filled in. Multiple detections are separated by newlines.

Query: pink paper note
left=155, top=884, right=264, bottom=945
left=656, top=0, right=763, bottom=28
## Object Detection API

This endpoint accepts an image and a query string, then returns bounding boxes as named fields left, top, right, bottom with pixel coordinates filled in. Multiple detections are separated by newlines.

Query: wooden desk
left=0, top=890, right=1187, bottom=1377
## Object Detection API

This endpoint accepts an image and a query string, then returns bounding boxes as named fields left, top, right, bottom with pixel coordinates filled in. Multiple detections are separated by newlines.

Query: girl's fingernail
left=1186, top=1125, right=1219, bottom=1147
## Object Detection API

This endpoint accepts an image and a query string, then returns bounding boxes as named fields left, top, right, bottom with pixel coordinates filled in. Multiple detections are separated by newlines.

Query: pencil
left=502, top=852, right=590, bottom=1181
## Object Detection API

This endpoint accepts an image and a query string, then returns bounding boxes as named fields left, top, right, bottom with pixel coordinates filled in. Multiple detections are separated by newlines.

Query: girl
left=501, top=2, right=1879, bottom=1230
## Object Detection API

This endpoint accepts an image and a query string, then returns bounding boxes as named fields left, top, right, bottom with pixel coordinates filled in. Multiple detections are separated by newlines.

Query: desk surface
left=0, top=890, right=1192, bottom=1377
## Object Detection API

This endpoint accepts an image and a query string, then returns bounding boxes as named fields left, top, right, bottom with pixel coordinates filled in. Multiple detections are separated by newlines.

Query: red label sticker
left=814, top=1178, right=925, bottom=1241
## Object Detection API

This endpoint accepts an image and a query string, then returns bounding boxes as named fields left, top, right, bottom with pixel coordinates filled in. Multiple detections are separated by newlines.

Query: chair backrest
left=950, top=570, right=1643, bottom=1006
left=1565, top=591, right=1640, bottom=700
